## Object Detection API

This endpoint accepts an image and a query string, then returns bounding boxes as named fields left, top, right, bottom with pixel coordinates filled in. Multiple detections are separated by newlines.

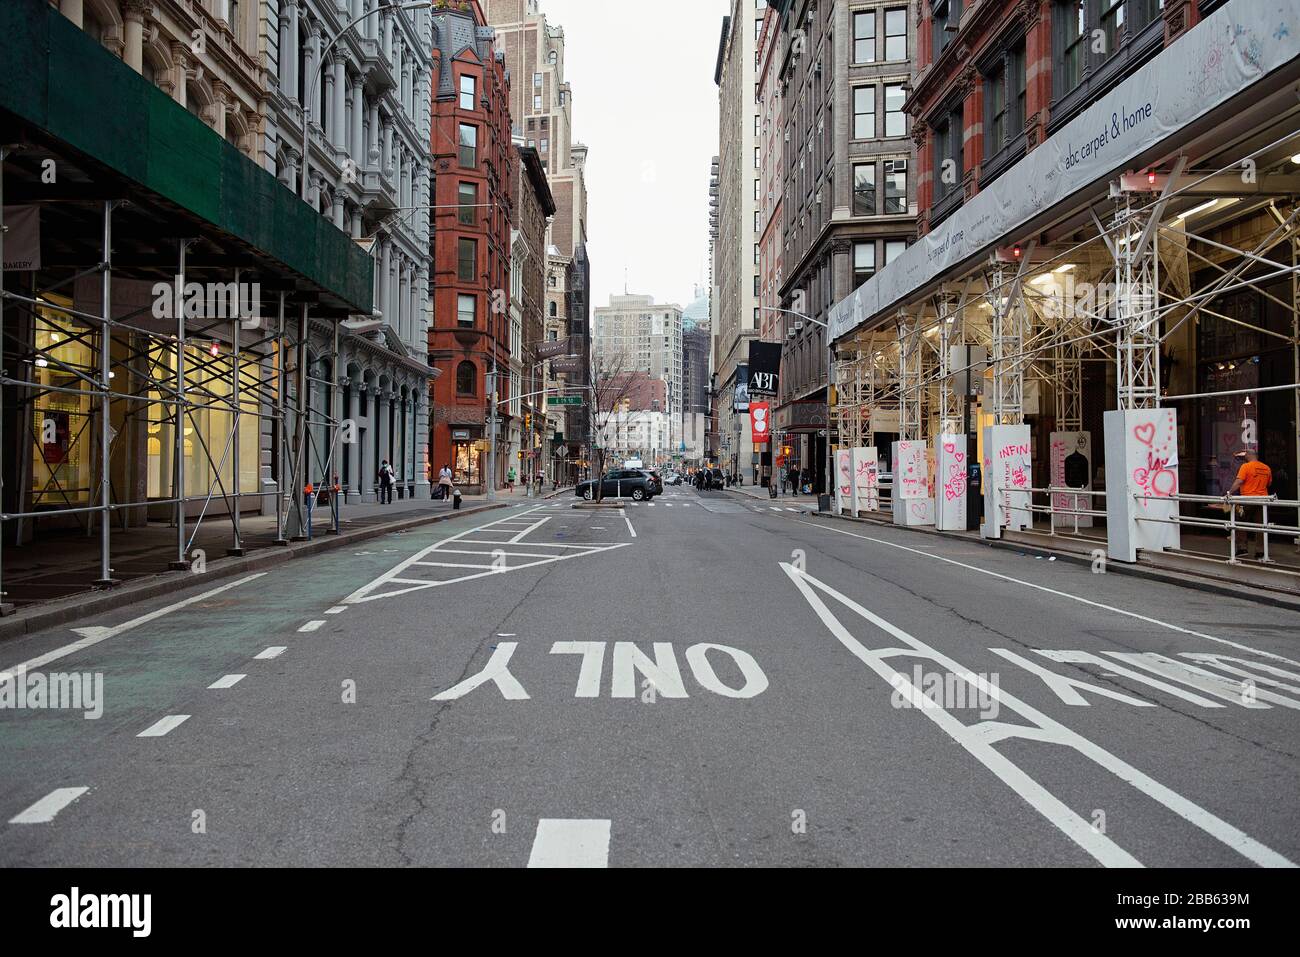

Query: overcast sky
left=540, top=0, right=730, bottom=312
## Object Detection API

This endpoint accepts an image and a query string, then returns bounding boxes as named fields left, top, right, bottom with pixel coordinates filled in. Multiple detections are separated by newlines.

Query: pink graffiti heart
left=1134, top=423, right=1157, bottom=447
left=955, top=452, right=965, bottom=464
left=943, top=443, right=956, bottom=455
left=911, top=503, right=928, bottom=519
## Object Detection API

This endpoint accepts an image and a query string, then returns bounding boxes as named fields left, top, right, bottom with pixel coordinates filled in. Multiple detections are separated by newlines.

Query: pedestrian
left=507, top=465, right=517, bottom=493
left=1225, top=449, right=1273, bottom=558
left=436, top=463, right=453, bottom=501
left=378, top=460, right=394, bottom=505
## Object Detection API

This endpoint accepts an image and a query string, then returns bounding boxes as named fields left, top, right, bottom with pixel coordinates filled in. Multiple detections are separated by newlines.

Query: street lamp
left=299, top=1, right=433, bottom=205
left=761, top=305, right=832, bottom=504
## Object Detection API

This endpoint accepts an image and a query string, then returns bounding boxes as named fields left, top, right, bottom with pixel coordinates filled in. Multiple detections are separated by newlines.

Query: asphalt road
left=0, top=487, right=1297, bottom=867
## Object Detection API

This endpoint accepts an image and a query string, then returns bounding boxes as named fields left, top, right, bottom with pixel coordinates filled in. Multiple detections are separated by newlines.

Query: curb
left=804, top=509, right=1300, bottom=614
left=0, top=502, right=509, bottom=644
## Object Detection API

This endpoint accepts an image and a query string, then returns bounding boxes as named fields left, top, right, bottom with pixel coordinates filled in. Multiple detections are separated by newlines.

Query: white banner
left=2, top=206, right=40, bottom=270
left=829, top=0, right=1300, bottom=342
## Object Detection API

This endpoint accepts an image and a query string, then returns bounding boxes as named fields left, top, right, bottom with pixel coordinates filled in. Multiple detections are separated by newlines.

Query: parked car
left=575, top=469, right=659, bottom=501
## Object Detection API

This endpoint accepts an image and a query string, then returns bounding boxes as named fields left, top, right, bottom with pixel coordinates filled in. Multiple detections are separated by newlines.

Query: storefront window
left=146, top=343, right=260, bottom=500
left=31, top=301, right=92, bottom=507
left=453, top=437, right=483, bottom=486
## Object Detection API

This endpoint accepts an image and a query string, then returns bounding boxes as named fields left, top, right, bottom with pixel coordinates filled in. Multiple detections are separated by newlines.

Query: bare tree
left=588, top=352, right=640, bottom=502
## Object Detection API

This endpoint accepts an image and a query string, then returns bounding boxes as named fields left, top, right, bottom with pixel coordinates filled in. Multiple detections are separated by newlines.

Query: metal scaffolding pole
left=95, top=200, right=119, bottom=586
left=0, top=149, right=11, bottom=615
left=290, top=302, right=309, bottom=541
left=228, top=269, right=245, bottom=557
left=170, top=240, right=193, bottom=571
left=274, top=292, right=288, bottom=546
left=1114, top=192, right=1160, bottom=411
left=329, top=316, right=341, bottom=535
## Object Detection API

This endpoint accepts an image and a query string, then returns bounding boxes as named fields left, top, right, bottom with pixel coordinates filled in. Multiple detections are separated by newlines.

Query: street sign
left=547, top=396, right=584, bottom=407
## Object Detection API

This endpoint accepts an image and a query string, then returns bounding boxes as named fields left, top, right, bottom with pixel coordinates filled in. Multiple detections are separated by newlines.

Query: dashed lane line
left=527, top=819, right=612, bottom=868
left=137, top=715, right=191, bottom=739
left=207, top=674, right=247, bottom=690
left=8, top=788, right=89, bottom=825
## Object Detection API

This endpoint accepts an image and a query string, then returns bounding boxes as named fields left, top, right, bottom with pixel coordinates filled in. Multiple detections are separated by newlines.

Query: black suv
left=575, top=469, right=658, bottom=501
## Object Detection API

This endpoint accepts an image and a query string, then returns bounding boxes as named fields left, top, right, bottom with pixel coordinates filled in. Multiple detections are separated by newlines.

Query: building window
left=458, top=182, right=477, bottom=225
left=853, top=10, right=876, bottom=64
left=1101, top=0, right=1127, bottom=56
left=986, top=42, right=1026, bottom=154
left=885, top=239, right=907, bottom=264
left=884, top=7, right=907, bottom=61
left=1057, top=0, right=1087, bottom=98
left=853, top=163, right=876, bottom=216
left=534, top=94, right=543, bottom=111
left=458, top=238, right=477, bottom=283
left=456, top=360, right=477, bottom=395
left=457, top=294, right=476, bottom=327
left=853, top=85, right=875, bottom=139
left=853, top=242, right=875, bottom=288
left=933, top=108, right=962, bottom=200
left=885, top=83, right=907, bottom=137
left=884, top=159, right=908, bottom=213
left=459, top=74, right=476, bottom=111
left=933, top=0, right=962, bottom=58
left=458, top=124, right=477, bottom=168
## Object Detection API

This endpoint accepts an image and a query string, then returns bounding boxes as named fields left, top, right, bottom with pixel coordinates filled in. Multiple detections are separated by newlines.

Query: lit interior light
left=1053, top=264, right=1076, bottom=274
left=35, top=358, right=48, bottom=368
left=1291, top=154, right=1300, bottom=165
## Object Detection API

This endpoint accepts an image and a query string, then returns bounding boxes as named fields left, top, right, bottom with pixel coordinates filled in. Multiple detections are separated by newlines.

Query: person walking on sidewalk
left=435, top=464, right=453, bottom=500
left=506, top=465, right=517, bottom=494
left=378, top=460, right=395, bottom=505
left=1225, top=449, right=1273, bottom=559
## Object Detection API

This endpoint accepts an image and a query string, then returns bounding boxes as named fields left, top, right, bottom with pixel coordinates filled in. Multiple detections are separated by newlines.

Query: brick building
left=428, top=0, right=515, bottom=493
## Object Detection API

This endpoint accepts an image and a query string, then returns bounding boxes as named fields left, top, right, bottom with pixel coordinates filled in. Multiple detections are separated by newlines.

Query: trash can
left=817, top=493, right=832, bottom=513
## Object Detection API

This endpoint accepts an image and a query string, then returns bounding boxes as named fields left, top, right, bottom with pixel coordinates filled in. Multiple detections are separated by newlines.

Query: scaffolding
left=0, top=157, right=356, bottom=614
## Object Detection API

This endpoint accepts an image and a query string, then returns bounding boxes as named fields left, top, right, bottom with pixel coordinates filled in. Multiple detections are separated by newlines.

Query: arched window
left=548, top=301, right=557, bottom=318
left=456, top=361, right=476, bottom=396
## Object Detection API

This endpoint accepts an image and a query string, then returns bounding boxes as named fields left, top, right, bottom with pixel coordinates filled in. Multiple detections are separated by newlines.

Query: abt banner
left=747, top=340, right=782, bottom=397
left=750, top=402, right=771, bottom=445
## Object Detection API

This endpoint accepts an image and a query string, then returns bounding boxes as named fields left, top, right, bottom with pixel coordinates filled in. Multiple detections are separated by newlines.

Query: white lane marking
left=412, top=562, right=498, bottom=570
left=345, top=519, right=631, bottom=604
left=0, top=574, right=269, bottom=682
left=255, top=647, right=287, bottom=660
left=8, top=787, right=89, bottom=825
left=797, top=520, right=1300, bottom=668
left=208, top=674, right=247, bottom=690
left=326, top=607, right=348, bottom=615
left=624, top=512, right=637, bottom=538
left=527, top=819, right=612, bottom=868
left=782, top=563, right=1295, bottom=869
left=137, top=715, right=191, bottom=738
left=298, top=621, right=326, bottom=633
left=769, top=507, right=783, bottom=511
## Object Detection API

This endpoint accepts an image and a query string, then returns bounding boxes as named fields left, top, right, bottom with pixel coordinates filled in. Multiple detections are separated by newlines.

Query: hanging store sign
left=2, top=206, right=40, bottom=270
left=828, top=0, right=1300, bottom=343
left=733, top=365, right=750, bottom=412
left=747, top=341, right=782, bottom=397
left=750, top=402, right=771, bottom=445
left=536, top=337, right=573, bottom=360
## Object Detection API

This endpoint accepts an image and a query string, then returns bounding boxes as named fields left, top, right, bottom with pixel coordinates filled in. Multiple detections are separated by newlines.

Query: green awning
left=0, top=0, right=373, bottom=314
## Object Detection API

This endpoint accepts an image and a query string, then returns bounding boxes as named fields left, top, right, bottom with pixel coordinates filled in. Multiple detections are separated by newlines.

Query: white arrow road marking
left=8, top=787, right=88, bottom=824
left=527, top=819, right=611, bottom=868
left=137, top=715, right=190, bottom=738
left=0, top=574, right=269, bottom=683
left=345, top=507, right=632, bottom=605
left=208, top=674, right=247, bottom=690
left=782, top=563, right=1295, bottom=869
left=798, top=520, right=1300, bottom=668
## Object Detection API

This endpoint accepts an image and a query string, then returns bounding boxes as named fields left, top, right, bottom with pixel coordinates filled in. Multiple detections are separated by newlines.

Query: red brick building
left=909, top=0, right=1210, bottom=235
left=429, top=0, right=515, bottom=492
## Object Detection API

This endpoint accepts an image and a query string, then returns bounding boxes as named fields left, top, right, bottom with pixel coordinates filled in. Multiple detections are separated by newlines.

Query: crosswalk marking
left=208, top=674, right=246, bottom=690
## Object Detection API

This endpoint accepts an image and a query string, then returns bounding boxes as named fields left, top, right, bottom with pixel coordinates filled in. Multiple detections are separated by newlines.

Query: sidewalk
left=724, top=483, right=822, bottom=506
left=0, top=488, right=592, bottom=641
left=767, top=494, right=1300, bottom=611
